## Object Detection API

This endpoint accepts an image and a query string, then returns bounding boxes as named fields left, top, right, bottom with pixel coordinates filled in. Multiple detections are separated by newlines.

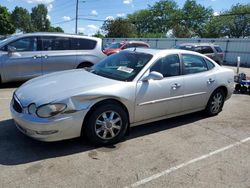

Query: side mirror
left=142, top=71, right=164, bottom=81
left=8, top=46, right=16, bottom=54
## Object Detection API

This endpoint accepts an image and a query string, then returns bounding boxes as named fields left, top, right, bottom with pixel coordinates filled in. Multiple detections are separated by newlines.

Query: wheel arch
left=81, top=98, right=130, bottom=135
left=76, top=61, right=94, bottom=69
left=214, top=85, right=228, bottom=98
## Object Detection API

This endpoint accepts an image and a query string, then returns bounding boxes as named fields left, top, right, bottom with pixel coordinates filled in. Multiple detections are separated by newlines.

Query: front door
left=2, top=37, right=42, bottom=82
left=134, top=54, right=184, bottom=123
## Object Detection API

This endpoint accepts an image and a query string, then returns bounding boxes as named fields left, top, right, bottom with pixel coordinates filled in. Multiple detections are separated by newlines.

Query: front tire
left=85, top=103, right=128, bottom=145
left=205, top=89, right=225, bottom=116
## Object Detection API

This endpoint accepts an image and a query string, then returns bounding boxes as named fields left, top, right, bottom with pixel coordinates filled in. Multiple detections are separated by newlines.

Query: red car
left=103, top=41, right=150, bottom=56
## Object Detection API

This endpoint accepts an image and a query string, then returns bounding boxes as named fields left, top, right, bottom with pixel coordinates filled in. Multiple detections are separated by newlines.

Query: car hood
left=15, top=69, right=120, bottom=107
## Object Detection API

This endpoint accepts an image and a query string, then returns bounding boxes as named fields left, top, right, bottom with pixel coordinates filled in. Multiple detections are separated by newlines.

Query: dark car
left=103, top=41, right=150, bottom=56
left=174, top=43, right=224, bottom=65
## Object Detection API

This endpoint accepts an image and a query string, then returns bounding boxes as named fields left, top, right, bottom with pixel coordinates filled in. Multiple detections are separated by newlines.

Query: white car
left=11, top=48, right=234, bottom=145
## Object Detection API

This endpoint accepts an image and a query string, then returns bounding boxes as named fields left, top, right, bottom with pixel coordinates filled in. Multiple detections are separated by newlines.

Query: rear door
left=181, top=54, right=217, bottom=111
left=40, top=36, right=76, bottom=75
left=1, top=36, right=42, bottom=82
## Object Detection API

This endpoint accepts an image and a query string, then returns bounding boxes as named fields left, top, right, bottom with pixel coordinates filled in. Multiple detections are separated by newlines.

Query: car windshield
left=90, top=51, right=153, bottom=81
left=107, top=42, right=122, bottom=49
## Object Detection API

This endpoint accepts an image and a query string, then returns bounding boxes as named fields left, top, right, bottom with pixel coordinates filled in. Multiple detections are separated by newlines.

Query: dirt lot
left=0, top=66, right=250, bottom=188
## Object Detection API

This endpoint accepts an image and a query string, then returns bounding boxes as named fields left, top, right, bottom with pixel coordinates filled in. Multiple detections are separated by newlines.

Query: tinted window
left=182, top=54, right=208, bottom=74
left=151, top=55, right=180, bottom=77
left=6, top=37, right=37, bottom=52
left=214, top=46, right=223, bottom=52
left=91, top=51, right=153, bottom=81
left=135, top=43, right=148, bottom=48
left=71, top=38, right=97, bottom=50
left=197, top=46, right=214, bottom=54
left=41, top=36, right=70, bottom=51
left=205, top=58, right=215, bottom=70
left=107, top=42, right=122, bottom=49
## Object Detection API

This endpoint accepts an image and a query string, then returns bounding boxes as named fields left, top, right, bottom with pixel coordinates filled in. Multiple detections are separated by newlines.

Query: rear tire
left=205, top=89, right=225, bottom=116
left=85, top=103, right=128, bottom=146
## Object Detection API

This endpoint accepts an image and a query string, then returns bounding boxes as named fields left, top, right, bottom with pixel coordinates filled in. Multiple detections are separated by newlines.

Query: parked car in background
left=11, top=48, right=234, bottom=145
left=103, top=41, right=150, bottom=56
left=174, top=43, right=224, bottom=65
left=0, top=32, right=106, bottom=84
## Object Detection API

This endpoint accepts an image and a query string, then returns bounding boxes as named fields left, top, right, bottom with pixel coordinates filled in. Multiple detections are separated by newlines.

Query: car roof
left=178, top=43, right=220, bottom=47
left=3, top=32, right=101, bottom=41
left=125, top=48, right=205, bottom=57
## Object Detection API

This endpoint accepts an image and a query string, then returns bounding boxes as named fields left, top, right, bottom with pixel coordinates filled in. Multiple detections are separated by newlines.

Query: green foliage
left=31, top=4, right=50, bottom=32
left=11, top=6, right=33, bottom=33
left=102, top=18, right=137, bottom=38
left=0, top=5, right=15, bottom=35
left=92, top=30, right=104, bottom=38
left=173, top=0, right=213, bottom=38
left=48, top=26, right=64, bottom=33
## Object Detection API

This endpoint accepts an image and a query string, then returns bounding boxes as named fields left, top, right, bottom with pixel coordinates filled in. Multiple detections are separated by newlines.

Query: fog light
left=35, top=130, right=58, bottom=135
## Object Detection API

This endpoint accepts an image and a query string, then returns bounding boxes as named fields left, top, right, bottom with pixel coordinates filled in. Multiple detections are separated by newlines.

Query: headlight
left=36, top=103, right=67, bottom=118
left=28, top=103, right=37, bottom=115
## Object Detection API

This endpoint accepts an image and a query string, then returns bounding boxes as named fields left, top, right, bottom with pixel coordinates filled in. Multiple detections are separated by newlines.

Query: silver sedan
left=10, top=48, right=234, bottom=145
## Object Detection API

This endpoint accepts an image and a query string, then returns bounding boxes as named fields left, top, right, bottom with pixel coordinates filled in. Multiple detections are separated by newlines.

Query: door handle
left=32, top=55, right=42, bottom=59
left=207, top=78, right=215, bottom=84
left=171, top=83, right=181, bottom=90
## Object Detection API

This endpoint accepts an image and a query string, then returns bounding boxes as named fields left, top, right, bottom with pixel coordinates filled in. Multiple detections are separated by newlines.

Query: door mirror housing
left=8, top=46, right=16, bottom=54
left=142, top=71, right=164, bottom=81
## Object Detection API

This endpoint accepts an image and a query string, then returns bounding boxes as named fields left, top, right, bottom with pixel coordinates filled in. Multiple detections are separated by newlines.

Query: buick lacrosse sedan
left=11, top=48, right=234, bottom=145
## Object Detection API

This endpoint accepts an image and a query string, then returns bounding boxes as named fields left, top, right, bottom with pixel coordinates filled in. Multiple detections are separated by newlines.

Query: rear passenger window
left=205, top=58, right=215, bottom=70
left=214, top=46, right=222, bottom=52
left=41, top=36, right=70, bottom=51
left=182, top=54, right=208, bottom=74
left=71, top=38, right=97, bottom=50
left=201, top=46, right=213, bottom=54
left=150, top=54, right=180, bottom=77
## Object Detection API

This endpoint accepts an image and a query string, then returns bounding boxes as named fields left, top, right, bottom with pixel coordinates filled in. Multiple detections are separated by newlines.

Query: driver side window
left=6, top=37, right=37, bottom=52
left=150, top=54, right=180, bottom=77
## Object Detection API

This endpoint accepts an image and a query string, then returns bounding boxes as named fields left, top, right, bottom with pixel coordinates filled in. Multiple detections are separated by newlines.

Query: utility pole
left=75, top=0, right=79, bottom=34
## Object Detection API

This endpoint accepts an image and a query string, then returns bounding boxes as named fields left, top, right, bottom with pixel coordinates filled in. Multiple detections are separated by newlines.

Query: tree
left=101, top=18, right=137, bottom=38
left=223, top=4, right=250, bottom=38
left=92, top=30, right=104, bottom=38
left=128, top=0, right=179, bottom=38
left=11, top=6, right=33, bottom=33
left=173, top=0, right=213, bottom=38
left=48, top=26, right=64, bottom=32
left=31, top=4, right=50, bottom=31
left=0, top=5, right=15, bottom=35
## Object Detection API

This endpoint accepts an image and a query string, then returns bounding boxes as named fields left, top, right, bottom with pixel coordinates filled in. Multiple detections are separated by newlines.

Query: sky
left=1, top=0, right=249, bottom=35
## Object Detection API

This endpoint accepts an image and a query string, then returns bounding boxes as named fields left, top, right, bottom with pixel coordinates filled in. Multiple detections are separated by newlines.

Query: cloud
left=91, top=10, right=98, bottom=16
left=105, top=16, right=114, bottom=20
left=123, top=0, right=132, bottom=4
left=87, top=25, right=98, bottom=30
left=213, top=11, right=220, bottom=16
left=47, top=3, right=53, bottom=12
left=117, top=13, right=125, bottom=17
left=62, top=16, right=71, bottom=21
left=46, top=15, right=51, bottom=20
left=26, top=0, right=54, bottom=4
left=78, top=27, right=85, bottom=33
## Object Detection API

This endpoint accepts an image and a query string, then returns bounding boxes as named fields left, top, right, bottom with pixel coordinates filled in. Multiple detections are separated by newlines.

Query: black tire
left=77, top=62, right=93, bottom=69
left=85, top=103, right=128, bottom=145
left=205, top=89, right=225, bottom=116
left=240, top=86, right=248, bottom=94
left=235, top=84, right=241, bottom=92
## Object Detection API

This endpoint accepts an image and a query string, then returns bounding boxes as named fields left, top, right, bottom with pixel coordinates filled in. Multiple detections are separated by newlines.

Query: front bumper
left=10, top=104, right=87, bottom=142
